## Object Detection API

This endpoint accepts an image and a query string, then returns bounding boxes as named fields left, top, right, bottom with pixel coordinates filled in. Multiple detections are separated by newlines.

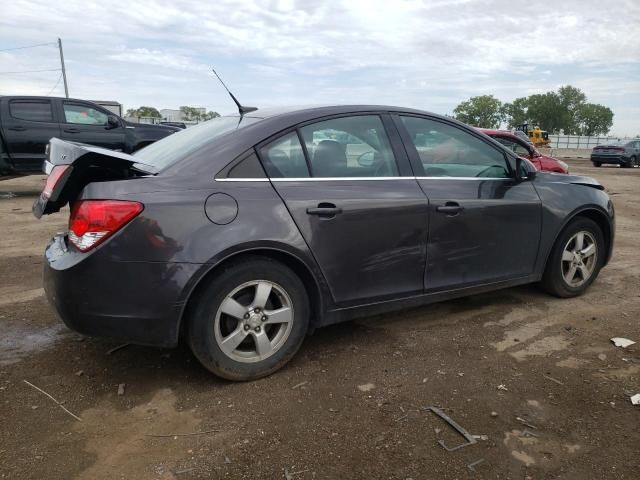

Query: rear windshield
left=133, top=116, right=260, bottom=170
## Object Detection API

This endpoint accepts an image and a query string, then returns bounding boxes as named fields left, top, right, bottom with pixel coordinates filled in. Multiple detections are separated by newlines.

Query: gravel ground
left=0, top=159, right=639, bottom=479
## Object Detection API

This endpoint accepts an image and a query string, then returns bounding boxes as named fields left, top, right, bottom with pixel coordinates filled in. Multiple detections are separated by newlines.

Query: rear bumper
left=43, top=234, right=199, bottom=347
left=591, top=155, right=628, bottom=165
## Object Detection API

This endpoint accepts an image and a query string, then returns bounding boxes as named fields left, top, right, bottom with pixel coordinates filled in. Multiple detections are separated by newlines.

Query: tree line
left=453, top=86, right=614, bottom=136
left=125, top=105, right=220, bottom=122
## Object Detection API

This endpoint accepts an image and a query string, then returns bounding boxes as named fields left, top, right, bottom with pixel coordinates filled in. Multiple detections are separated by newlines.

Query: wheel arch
left=177, top=247, right=327, bottom=341
left=544, top=206, right=613, bottom=271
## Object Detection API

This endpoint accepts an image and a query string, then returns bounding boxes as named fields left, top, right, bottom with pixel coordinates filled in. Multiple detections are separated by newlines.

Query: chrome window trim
left=215, top=176, right=511, bottom=182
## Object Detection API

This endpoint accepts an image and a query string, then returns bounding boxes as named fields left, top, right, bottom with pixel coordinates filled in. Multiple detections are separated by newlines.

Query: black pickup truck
left=0, top=96, right=179, bottom=174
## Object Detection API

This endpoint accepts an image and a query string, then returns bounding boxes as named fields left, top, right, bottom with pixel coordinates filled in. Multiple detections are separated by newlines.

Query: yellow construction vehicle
left=515, top=124, right=550, bottom=148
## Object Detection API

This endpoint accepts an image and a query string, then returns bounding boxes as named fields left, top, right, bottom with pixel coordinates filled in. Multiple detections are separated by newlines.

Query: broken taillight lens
left=42, top=165, right=71, bottom=199
left=68, top=200, right=143, bottom=252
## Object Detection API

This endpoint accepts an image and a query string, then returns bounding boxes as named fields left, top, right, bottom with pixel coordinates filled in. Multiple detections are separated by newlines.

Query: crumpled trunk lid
left=33, top=138, right=158, bottom=218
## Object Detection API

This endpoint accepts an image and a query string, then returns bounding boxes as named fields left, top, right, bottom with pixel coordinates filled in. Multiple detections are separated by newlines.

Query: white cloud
left=0, top=0, right=638, bottom=134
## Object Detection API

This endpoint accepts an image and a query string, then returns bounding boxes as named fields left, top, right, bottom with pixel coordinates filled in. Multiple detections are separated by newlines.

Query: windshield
left=134, top=116, right=260, bottom=170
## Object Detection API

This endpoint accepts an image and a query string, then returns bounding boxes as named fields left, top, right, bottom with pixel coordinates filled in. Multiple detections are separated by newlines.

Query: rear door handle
left=436, top=202, right=464, bottom=216
left=8, top=126, right=26, bottom=131
left=64, top=128, right=80, bottom=133
left=306, top=203, right=342, bottom=217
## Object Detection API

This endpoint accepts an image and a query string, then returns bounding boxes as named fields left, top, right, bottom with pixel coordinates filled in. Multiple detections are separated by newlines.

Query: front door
left=258, top=114, right=429, bottom=306
left=58, top=101, right=126, bottom=150
left=395, top=115, right=542, bottom=291
left=1, top=98, right=60, bottom=171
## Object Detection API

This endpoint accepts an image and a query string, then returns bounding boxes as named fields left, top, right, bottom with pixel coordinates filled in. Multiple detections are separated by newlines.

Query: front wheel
left=540, top=217, right=604, bottom=298
left=187, top=256, right=310, bottom=381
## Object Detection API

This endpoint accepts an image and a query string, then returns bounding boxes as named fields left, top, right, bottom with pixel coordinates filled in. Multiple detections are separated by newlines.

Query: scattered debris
left=543, top=374, right=564, bottom=386
left=117, top=384, right=126, bottom=396
left=522, top=429, right=539, bottom=438
left=631, top=394, right=640, bottom=406
left=75, top=370, right=84, bottom=377
left=145, top=429, right=219, bottom=438
left=224, top=456, right=231, bottom=464
left=106, top=343, right=130, bottom=355
left=611, top=337, right=636, bottom=348
left=516, top=417, right=538, bottom=430
left=490, top=411, right=498, bottom=418
left=472, top=434, right=489, bottom=441
left=174, top=467, right=195, bottom=475
left=467, top=458, right=485, bottom=472
left=598, top=353, right=607, bottom=361
left=23, top=380, right=82, bottom=422
left=284, top=468, right=309, bottom=479
left=357, top=383, right=375, bottom=392
left=497, top=384, right=508, bottom=391
left=427, top=406, right=477, bottom=452
left=457, top=372, right=465, bottom=377
left=291, top=381, right=308, bottom=390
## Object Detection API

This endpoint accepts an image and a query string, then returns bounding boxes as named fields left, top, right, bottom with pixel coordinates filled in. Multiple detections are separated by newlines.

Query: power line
left=0, top=68, right=61, bottom=75
left=45, top=72, right=63, bottom=96
left=0, top=42, right=57, bottom=53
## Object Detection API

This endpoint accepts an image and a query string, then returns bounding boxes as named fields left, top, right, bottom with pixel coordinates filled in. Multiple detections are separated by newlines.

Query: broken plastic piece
left=427, top=406, right=478, bottom=452
left=631, top=394, right=640, bottom=406
left=611, top=337, right=636, bottom=348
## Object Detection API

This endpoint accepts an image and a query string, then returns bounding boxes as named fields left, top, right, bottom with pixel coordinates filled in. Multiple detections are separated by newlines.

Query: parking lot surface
left=1, top=160, right=639, bottom=479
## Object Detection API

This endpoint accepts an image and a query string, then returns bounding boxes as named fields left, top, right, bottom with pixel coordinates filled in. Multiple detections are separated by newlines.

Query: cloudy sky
left=1, top=0, right=639, bottom=135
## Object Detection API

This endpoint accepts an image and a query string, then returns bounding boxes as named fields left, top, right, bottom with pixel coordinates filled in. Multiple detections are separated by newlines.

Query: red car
left=478, top=128, right=569, bottom=174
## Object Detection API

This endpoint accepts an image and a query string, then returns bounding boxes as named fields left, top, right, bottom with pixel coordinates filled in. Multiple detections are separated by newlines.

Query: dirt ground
left=1, top=160, right=639, bottom=480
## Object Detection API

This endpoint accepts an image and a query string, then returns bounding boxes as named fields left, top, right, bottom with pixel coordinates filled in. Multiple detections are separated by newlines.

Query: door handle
left=63, top=128, right=80, bottom=133
left=8, top=126, right=26, bottom=131
left=436, top=202, right=464, bottom=216
left=306, top=203, right=342, bottom=217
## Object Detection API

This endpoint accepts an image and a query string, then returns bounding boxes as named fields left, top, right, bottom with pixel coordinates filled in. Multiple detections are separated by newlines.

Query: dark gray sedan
left=34, top=105, right=615, bottom=381
left=591, top=140, right=640, bottom=168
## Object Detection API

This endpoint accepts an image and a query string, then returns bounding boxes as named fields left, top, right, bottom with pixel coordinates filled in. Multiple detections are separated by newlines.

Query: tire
left=632, top=156, right=638, bottom=167
left=187, top=256, right=310, bottom=381
left=593, top=162, right=601, bottom=167
left=621, top=159, right=632, bottom=168
left=540, top=217, right=605, bottom=298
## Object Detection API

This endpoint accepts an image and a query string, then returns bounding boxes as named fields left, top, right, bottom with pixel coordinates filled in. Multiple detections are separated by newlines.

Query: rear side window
left=9, top=100, right=53, bottom=122
left=400, top=116, right=510, bottom=178
left=299, top=115, right=398, bottom=177
left=259, top=132, right=310, bottom=178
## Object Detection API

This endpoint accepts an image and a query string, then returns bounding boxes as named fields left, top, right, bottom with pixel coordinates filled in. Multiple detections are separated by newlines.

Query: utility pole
left=57, top=37, right=69, bottom=98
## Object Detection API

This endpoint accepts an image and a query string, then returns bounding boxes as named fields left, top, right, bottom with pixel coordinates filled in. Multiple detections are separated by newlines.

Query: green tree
left=201, top=111, right=221, bottom=121
left=526, top=92, right=566, bottom=134
left=179, top=106, right=203, bottom=121
left=576, top=103, right=614, bottom=136
left=502, top=97, right=529, bottom=128
left=125, top=106, right=161, bottom=118
left=453, top=95, right=504, bottom=128
left=557, top=85, right=587, bottom=134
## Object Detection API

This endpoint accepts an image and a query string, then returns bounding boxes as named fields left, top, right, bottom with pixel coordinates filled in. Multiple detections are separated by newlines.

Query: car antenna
left=210, top=67, right=258, bottom=116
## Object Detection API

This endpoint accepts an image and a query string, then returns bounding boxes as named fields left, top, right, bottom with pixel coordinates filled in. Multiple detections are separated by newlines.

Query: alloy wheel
left=214, top=280, right=294, bottom=363
left=561, top=231, right=598, bottom=287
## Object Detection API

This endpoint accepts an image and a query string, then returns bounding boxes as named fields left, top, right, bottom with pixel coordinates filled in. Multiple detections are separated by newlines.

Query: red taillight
left=68, top=200, right=143, bottom=252
left=42, top=165, right=71, bottom=198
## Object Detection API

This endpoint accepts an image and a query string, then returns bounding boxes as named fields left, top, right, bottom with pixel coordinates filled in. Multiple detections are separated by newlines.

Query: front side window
left=400, top=116, right=510, bottom=178
left=9, top=100, right=53, bottom=122
left=63, top=103, right=108, bottom=125
left=259, top=132, right=310, bottom=178
left=299, top=115, right=398, bottom=177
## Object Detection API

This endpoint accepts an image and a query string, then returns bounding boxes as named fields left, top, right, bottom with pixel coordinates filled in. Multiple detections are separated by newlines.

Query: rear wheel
left=187, top=256, right=309, bottom=381
left=541, top=217, right=604, bottom=298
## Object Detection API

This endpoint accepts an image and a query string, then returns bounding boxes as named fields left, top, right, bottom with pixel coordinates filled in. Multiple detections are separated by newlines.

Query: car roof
left=476, top=128, right=517, bottom=137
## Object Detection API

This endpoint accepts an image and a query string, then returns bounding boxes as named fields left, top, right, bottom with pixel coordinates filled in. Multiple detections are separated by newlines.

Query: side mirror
left=515, top=157, right=537, bottom=182
left=106, top=115, right=120, bottom=129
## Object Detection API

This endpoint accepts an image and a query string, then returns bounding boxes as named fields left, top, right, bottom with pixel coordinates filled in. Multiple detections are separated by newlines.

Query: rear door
left=258, top=113, right=429, bottom=306
left=58, top=100, right=126, bottom=150
left=395, top=114, right=542, bottom=291
left=1, top=98, right=61, bottom=171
